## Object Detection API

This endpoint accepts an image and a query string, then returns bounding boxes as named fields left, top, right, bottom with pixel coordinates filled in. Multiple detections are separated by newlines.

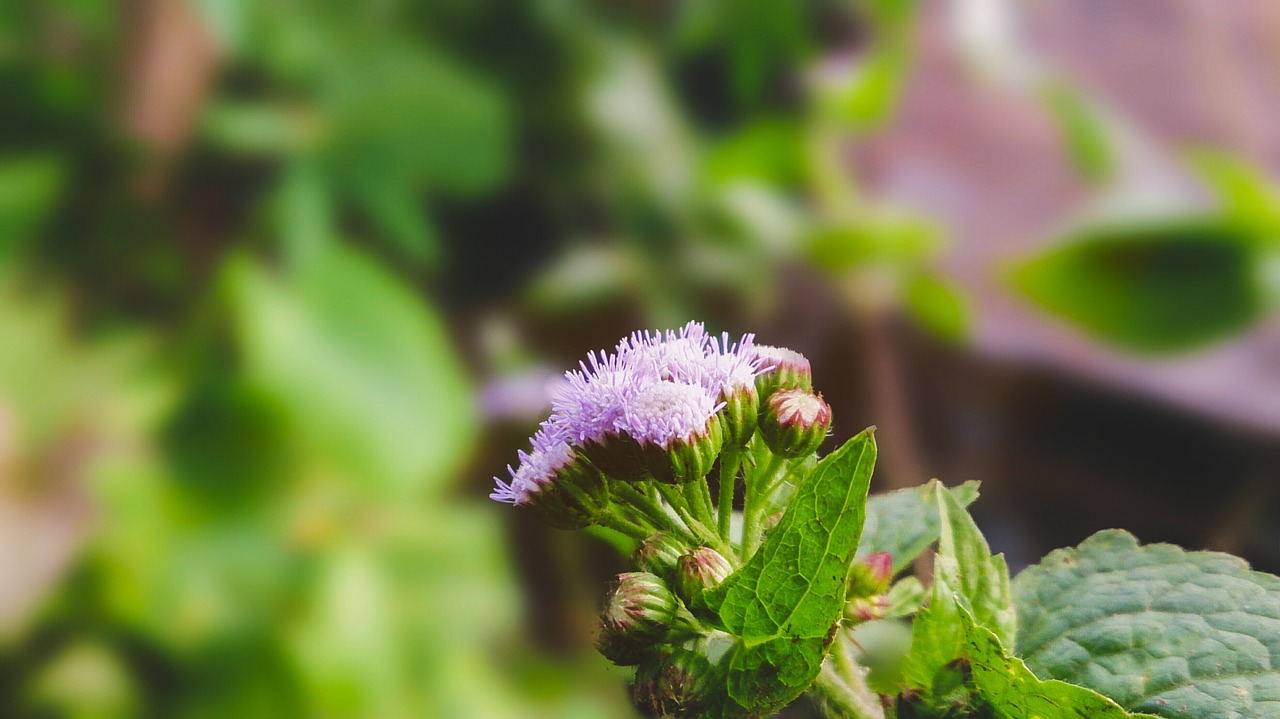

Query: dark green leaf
left=1011, top=217, right=1265, bottom=353
left=1014, top=530, right=1280, bottom=719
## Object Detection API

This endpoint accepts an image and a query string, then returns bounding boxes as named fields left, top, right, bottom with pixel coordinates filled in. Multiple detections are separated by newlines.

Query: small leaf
left=704, top=428, right=877, bottom=717
left=902, top=486, right=1013, bottom=695
left=858, top=479, right=980, bottom=574
left=1041, top=79, right=1115, bottom=184
left=904, top=274, right=970, bottom=342
left=1010, top=217, right=1265, bottom=353
left=957, top=606, right=1163, bottom=719
left=1014, top=530, right=1280, bottom=719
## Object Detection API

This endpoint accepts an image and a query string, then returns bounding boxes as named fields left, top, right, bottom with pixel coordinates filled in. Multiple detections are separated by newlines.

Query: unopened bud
left=677, top=547, right=734, bottom=608
left=750, top=345, right=812, bottom=401
left=631, top=647, right=714, bottom=718
left=848, top=551, right=894, bottom=598
left=527, top=455, right=610, bottom=530
left=718, top=384, right=759, bottom=448
left=601, top=572, right=680, bottom=646
left=635, top=532, right=689, bottom=585
left=641, top=414, right=724, bottom=485
left=847, top=595, right=890, bottom=622
left=759, top=390, right=832, bottom=458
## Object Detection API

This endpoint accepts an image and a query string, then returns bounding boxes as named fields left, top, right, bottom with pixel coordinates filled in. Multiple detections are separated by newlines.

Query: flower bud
left=639, top=413, right=724, bottom=485
left=595, top=619, right=659, bottom=667
left=848, top=551, right=894, bottom=598
left=750, top=345, right=812, bottom=401
left=527, top=456, right=610, bottom=530
left=847, top=595, right=890, bottom=622
left=635, top=532, right=689, bottom=586
left=677, top=547, right=734, bottom=608
left=601, top=572, right=680, bottom=646
left=631, top=647, right=714, bottom=718
left=717, top=383, right=759, bottom=448
left=758, top=390, right=832, bottom=458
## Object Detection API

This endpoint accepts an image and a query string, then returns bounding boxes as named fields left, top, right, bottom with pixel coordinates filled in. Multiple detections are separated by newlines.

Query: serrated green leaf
left=902, top=486, right=1014, bottom=695
left=858, top=479, right=980, bottom=574
left=957, top=605, right=1162, bottom=719
left=1014, top=530, right=1280, bottom=719
left=704, top=428, right=877, bottom=716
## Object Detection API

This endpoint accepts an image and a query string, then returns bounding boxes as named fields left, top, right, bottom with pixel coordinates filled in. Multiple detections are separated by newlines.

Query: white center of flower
left=618, top=381, right=718, bottom=447
left=776, top=392, right=826, bottom=427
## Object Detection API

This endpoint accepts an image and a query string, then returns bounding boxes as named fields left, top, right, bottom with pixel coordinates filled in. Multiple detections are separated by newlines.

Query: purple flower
left=616, top=380, right=722, bottom=449
left=490, top=440, right=577, bottom=505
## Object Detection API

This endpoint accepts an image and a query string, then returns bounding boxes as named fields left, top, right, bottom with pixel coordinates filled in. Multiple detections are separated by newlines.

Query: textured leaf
left=958, top=606, right=1162, bottom=719
left=1014, top=530, right=1280, bottom=719
left=858, top=479, right=980, bottom=574
left=704, top=428, right=877, bottom=716
left=902, top=487, right=1014, bottom=694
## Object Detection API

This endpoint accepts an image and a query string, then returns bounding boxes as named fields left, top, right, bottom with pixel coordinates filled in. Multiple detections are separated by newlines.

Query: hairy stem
left=717, top=445, right=742, bottom=546
left=742, top=452, right=786, bottom=558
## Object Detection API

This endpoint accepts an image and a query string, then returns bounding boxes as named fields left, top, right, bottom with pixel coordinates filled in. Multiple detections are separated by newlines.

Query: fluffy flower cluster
left=491, top=322, right=765, bottom=504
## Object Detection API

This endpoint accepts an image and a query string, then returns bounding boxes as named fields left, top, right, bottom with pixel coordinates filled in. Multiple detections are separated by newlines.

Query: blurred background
left=2, top=0, right=1280, bottom=716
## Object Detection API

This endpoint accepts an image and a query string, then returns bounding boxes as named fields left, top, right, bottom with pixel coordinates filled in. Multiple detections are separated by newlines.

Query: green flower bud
left=631, top=647, right=714, bottom=718
left=640, top=414, right=724, bottom=485
left=750, top=345, right=812, bottom=401
left=717, top=383, right=759, bottom=448
left=635, top=532, right=689, bottom=586
left=595, top=619, right=660, bottom=667
left=677, top=547, right=734, bottom=609
left=758, top=389, right=832, bottom=459
left=601, top=572, right=679, bottom=646
left=848, top=551, right=894, bottom=598
left=527, top=455, right=610, bottom=530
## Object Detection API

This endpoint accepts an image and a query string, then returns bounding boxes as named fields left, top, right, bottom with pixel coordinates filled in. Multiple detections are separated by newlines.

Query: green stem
left=742, top=453, right=786, bottom=558
left=656, top=484, right=733, bottom=555
left=593, top=510, right=652, bottom=540
left=611, top=482, right=699, bottom=545
left=807, top=633, right=884, bottom=719
left=717, top=446, right=742, bottom=545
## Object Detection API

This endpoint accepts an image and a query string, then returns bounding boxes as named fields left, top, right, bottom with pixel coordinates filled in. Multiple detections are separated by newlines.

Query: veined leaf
left=703, top=428, right=877, bottom=717
left=858, top=479, right=980, bottom=574
left=1014, top=530, right=1280, bottom=719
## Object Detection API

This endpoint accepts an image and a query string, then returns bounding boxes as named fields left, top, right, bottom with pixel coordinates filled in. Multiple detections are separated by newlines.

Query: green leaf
left=905, top=274, right=970, bottom=342
left=0, top=154, right=66, bottom=258
left=1041, top=79, right=1115, bottom=184
left=957, top=606, right=1163, bottom=719
left=858, top=479, right=980, bottom=574
left=229, top=245, right=477, bottom=494
left=704, top=428, right=877, bottom=717
left=902, top=486, right=1014, bottom=695
left=1010, top=217, right=1266, bottom=353
left=1014, top=530, right=1280, bottom=719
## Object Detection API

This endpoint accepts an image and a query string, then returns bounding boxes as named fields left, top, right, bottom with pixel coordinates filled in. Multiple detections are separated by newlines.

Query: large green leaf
left=956, top=606, right=1162, bottom=719
left=230, top=245, right=476, bottom=494
left=1011, top=218, right=1265, bottom=353
left=858, top=479, right=980, bottom=574
left=703, top=428, right=877, bottom=717
left=1014, top=530, right=1280, bottom=719
left=902, top=486, right=1014, bottom=697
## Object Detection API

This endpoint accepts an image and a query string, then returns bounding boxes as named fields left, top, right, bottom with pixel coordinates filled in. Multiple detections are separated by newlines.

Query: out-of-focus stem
left=807, top=633, right=885, bottom=719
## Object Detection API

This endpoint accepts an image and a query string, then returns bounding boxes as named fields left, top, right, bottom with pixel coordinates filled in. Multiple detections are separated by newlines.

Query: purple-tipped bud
left=631, top=648, right=714, bottom=718
left=758, top=390, right=832, bottom=458
left=847, top=595, right=890, bottom=623
left=491, top=440, right=609, bottom=530
left=601, top=572, right=680, bottom=646
left=677, top=547, right=734, bottom=608
left=750, top=345, right=812, bottom=401
left=635, top=532, right=690, bottom=586
left=848, top=551, right=894, bottom=598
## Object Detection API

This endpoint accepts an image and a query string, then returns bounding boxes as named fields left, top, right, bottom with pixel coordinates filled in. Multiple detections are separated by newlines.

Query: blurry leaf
left=904, top=273, right=970, bottom=342
left=705, top=429, right=876, bottom=717
left=1042, top=79, right=1115, bottom=184
left=858, top=479, right=980, bottom=574
left=525, top=244, right=638, bottom=312
left=276, top=158, right=336, bottom=271
left=1012, top=218, right=1266, bottom=353
left=230, top=245, right=477, bottom=494
left=0, top=155, right=66, bottom=259
left=1189, top=151, right=1280, bottom=238
left=323, top=43, right=511, bottom=197
left=25, top=640, right=139, bottom=719
left=1015, top=530, right=1280, bottom=719
left=807, top=214, right=943, bottom=270
left=201, top=101, right=315, bottom=157
left=347, top=177, right=442, bottom=267
left=702, top=119, right=804, bottom=188
left=819, top=46, right=911, bottom=131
